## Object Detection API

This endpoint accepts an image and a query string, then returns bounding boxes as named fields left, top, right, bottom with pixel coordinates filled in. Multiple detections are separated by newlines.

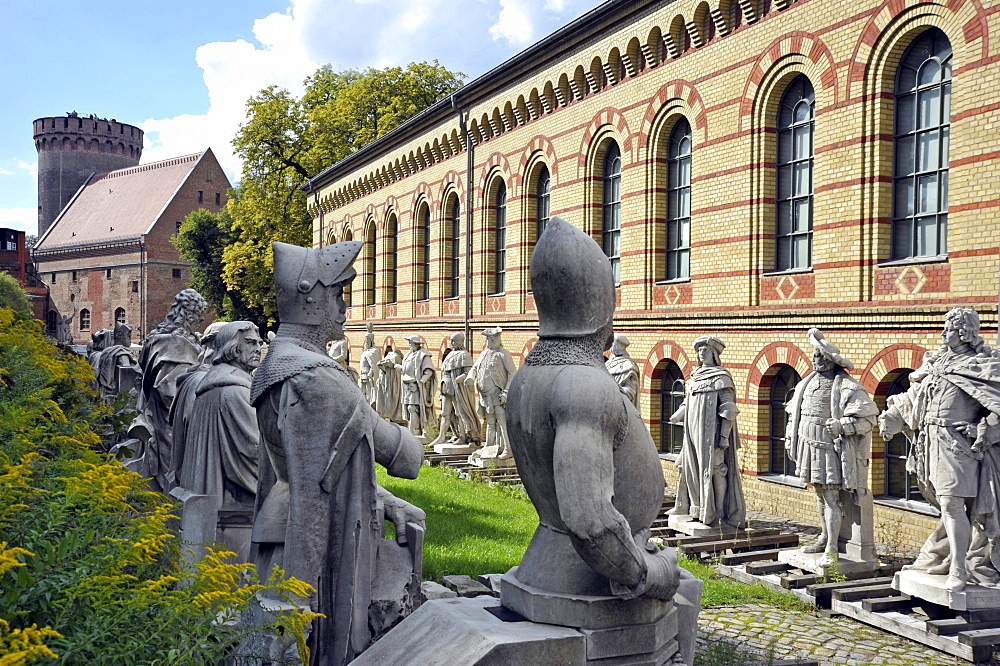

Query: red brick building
left=33, top=149, right=230, bottom=342
left=0, top=227, right=48, bottom=319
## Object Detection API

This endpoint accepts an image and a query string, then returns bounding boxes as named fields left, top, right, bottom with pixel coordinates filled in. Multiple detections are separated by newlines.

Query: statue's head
left=531, top=217, right=615, bottom=347
left=113, top=322, right=132, bottom=347
left=450, top=331, right=466, bottom=349
left=405, top=335, right=423, bottom=351
left=158, top=289, right=208, bottom=336
left=943, top=308, right=984, bottom=351
left=611, top=332, right=630, bottom=356
left=364, top=322, right=375, bottom=348
left=273, top=241, right=362, bottom=340
left=482, top=327, right=503, bottom=350
left=807, top=328, right=853, bottom=372
left=213, top=321, right=262, bottom=372
left=693, top=335, right=725, bottom=366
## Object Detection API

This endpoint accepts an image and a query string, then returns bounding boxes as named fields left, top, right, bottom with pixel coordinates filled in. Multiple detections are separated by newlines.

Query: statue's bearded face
left=319, top=283, right=348, bottom=342
left=812, top=350, right=835, bottom=373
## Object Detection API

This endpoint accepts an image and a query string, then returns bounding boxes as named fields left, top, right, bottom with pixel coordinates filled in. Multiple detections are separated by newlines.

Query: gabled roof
left=34, top=150, right=213, bottom=253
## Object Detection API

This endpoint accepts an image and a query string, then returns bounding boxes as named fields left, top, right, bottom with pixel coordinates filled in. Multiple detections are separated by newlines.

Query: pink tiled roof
left=35, top=151, right=205, bottom=252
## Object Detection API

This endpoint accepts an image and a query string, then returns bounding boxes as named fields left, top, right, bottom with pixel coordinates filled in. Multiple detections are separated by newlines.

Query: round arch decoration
left=411, top=182, right=435, bottom=216
left=745, top=341, right=812, bottom=402
left=517, top=136, right=559, bottom=189
left=859, top=343, right=927, bottom=395
left=382, top=197, right=400, bottom=232
left=577, top=108, right=634, bottom=174
left=641, top=339, right=694, bottom=388
left=518, top=336, right=538, bottom=365
left=477, top=152, right=514, bottom=199
left=439, top=170, right=466, bottom=207
left=638, top=80, right=709, bottom=152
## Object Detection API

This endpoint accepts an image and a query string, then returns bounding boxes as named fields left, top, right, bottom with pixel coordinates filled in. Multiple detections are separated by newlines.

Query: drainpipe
left=452, top=95, right=473, bottom=343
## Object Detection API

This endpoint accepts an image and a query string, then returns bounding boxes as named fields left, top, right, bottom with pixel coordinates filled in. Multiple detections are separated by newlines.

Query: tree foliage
left=0, top=272, right=33, bottom=319
left=223, top=61, right=465, bottom=323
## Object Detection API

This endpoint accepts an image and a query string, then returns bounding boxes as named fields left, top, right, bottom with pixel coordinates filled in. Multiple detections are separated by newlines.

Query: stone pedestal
left=468, top=445, right=516, bottom=468
left=894, top=569, right=1000, bottom=612
left=777, top=549, right=877, bottom=576
left=667, top=514, right=739, bottom=538
left=434, top=441, right=481, bottom=455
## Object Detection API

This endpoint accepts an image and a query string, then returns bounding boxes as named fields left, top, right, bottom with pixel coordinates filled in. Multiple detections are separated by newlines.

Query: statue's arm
left=839, top=383, right=878, bottom=436
left=718, top=385, right=739, bottom=439
left=372, top=414, right=423, bottom=479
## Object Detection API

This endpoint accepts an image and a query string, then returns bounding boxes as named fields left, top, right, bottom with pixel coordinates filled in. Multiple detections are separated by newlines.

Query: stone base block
left=434, top=442, right=481, bottom=455
left=666, top=515, right=739, bottom=538
left=777, top=549, right=877, bottom=576
left=353, top=595, right=682, bottom=665
left=468, top=446, right=516, bottom=468
left=894, top=569, right=1000, bottom=611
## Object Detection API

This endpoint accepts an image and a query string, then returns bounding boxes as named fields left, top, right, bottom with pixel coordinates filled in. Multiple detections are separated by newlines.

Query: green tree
left=0, top=272, right=32, bottom=318
left=224, top=61, right=465, bottom=323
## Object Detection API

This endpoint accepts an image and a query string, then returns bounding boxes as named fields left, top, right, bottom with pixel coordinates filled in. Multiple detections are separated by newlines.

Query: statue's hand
left=825, top=418, right=844, bottom=437
left=878, top=410, right=903, bottom=440
left=382, top=494, right=426, bottom=546
left=640, top=547, right=680, bottom=601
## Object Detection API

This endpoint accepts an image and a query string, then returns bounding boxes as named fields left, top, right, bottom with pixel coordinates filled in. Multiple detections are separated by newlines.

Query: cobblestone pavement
left=697, top=604, right=966, bottom=665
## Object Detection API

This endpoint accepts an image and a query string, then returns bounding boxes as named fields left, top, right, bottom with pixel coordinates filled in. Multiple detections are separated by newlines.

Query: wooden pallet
left=677, top=531, right=798, bottom=557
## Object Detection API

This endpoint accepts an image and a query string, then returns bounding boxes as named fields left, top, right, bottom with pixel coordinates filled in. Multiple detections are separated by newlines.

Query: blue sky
left=0, top=0, right=598, bottom=235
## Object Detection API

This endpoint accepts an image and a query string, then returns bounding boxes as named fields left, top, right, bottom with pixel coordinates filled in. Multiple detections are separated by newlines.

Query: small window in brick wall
left=51, top=273, right=56, bottom=284
left=106, top=268, right=112, bottom=279
left=176, top=221, right=182, bottom=234
left=72, top=271, right=78, bottom=282
left=172, top=269, right=182, bottom=279
left=131, top=280, right=139, bottom=293
left=215, top=192, right=221, bottom=206
left=197, top=191, right=203, bottom=203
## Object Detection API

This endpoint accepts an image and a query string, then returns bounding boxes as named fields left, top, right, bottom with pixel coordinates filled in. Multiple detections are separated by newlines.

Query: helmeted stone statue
left=669, top=335, right=746, bottom=532
left=466, top=327, right=516, bottom=460
left=376, top=345, right=404, bottom=424
left=249, top=241, right=425, bottom=664
left=430, top=332, right=480, bottom=450
left=359, top=323, right=381, bottom=408
left=783, top=328, right=877, bottom=570
left=880, top=308, right=1000, bottom=596
left=605, top=332, right=640, bottom=405
left=500, top=217, right=700, bottom=664
left=129, top=288, right=208, bottom=492
left=399, top=335, right=436, bottom=438
left=173, top=321, right=261, bottom=565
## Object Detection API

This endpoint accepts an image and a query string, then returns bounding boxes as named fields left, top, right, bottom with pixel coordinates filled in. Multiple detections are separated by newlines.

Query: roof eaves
left=34, top=171, right=96, bottom=250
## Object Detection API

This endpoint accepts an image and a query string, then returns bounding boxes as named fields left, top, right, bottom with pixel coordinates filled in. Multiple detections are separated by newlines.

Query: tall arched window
left=659, top=361, right=685, bottom=454
left=768, top=365, right=800, bottom=475
left=386, top=215, right=398, bottom=304
left=602, top=142, right=622, bottom=283
left=447, top=196, right=461, bottom=299
left=775, top=76, right=815, bottom=271
left=417, top=204, right=430, bottom=301
left=46, top=310, right=58, bottom=337
left=363, top=222, right=376, bottom=306
left=79, top=309, right=91, bottom=332
left=666, top=119, right=692, bottom=280
left=342, top=228, right=353, bottom=307
left=882, top=372, right=924, bottom=501
left=115, top=307, right=126, bottom=326
left=536, top=165, right=551, bottom=240
left=493, top=181, right=507, bottom=295
left=892, top=29, right=952, bottom=260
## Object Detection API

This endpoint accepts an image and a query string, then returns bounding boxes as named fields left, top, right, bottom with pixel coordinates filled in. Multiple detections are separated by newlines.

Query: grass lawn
left=379, top=463, right=813, bottom=614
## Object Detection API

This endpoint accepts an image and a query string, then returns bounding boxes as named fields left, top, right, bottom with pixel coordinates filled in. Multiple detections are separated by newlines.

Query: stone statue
left=328, top=334, right=360, bottom=384
left=173, top=321, right=262, bottom=565
left=399, top=336, right=436, bottom=438
left=249, top=241, right=425, bottom=664
left=376, top=345, right=404, bottom=423
left=466, top=327, right=516, bottom=461
left=880, top=308, right=1000, bottom=595
left=359, top=323, right=381, bottom=408
left=783, top=328, right=877, bottom=569
left=669, top=336, right=746, bottom=532
left=128, top=289, right=208, bottom=492
left=605, top=332, right=640, bottom=405
left=501, top=217, right=699, bottom=664
left=430, top=332, right=480, bottom=451
left=56, top=307, right=76, bottom=344
left=94, top=322, right=137, bottom=399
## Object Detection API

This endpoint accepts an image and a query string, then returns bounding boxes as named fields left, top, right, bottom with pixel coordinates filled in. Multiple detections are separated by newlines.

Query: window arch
left=666, top=119, right=692, bottom=280
left=363, top=221, right=376, bottom=306
left=536, top=165, right=551, bottom=241
left=79, top=309, right=91, bottom=332
left=115, top=307, right=126, bottom=326
left=46, top=310, right=58, bottom=337
left=602, top=142, right=622, bottom=284
left=659, top=360, right=685, bottom=454
left=385, top=214, right=398, bottom=304
left=768, top=364, right=800, bottom=475
left=775, top=76, right=814, bottom=271
left=416, top=203, right=431, bottom=301
left=342, top=228, right=353, bottom=307
left=892, top=29, right=952, bottom=260
left=446, top=195, right=461, bottom=299
left=492, top=180, right=507, bottom=295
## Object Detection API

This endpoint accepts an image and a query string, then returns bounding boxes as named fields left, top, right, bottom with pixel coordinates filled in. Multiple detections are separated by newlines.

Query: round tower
left=34, top=114, right=144, bottom=237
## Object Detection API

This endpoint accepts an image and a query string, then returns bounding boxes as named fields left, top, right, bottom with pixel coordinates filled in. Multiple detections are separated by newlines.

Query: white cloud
left=0, top=207, right=36, bottom=235
left=140, top=0, right=596, bottom=184
left=0, top=168, right=12, bottom=176
left=17, top=161, right=37, bottom=177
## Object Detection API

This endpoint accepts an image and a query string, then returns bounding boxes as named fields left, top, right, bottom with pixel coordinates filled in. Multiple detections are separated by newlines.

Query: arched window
left=492, top=181, right=507, bottom=295
left=768, top=365, right=800, bottom=475
left=79, top=309, right=91, bottom=332
left=46, top=310, right=58, bottom=337
left=659, top=361, right=686, bottom=454
left=342, top=228, right=353, bottom=307
left=386, top=215, right=398, bottom=304
left=602, top=142, right=622, bottom=284
left=115, top=308, right=126, bottom=326
left=882, top=372, right=924, bottom=501
left=666, top=119, right=692, bottom=280
left=447, top=196, right=461, bottom=299
left=892, top=29, right=952, bottom=260
left=536, top=165, right=551, bottom=240
left=363, top=222, right=376, bottom=306
left=775, top=76, right=814, bottom=271
left=417, top=204, right=430, bottom=301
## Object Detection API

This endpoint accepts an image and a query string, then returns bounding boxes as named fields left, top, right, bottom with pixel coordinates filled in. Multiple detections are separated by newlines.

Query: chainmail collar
left=249, top=336, right=348, bottom=405
left=525, top=336, right=607, bottom=368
